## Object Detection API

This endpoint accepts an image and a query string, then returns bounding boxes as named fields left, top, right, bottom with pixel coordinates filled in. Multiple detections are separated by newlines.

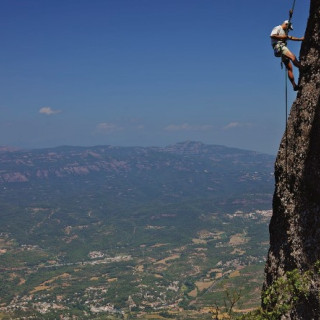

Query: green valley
left=0, top=142, right=274, bottom=319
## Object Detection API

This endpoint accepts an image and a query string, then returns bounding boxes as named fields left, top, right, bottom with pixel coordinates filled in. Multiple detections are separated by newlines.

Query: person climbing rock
left=270, top=20, right=304, bottom=91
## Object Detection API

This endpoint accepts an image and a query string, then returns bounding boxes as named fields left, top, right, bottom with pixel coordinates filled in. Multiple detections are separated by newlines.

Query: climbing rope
left=285, top=68, right=288, bottom=184
left=284, top=0, right=297, bottom=184
left=289, top=0, right=297, bottom=24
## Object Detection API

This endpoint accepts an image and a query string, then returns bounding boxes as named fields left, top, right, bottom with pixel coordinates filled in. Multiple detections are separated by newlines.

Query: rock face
left=264, top=0, right=320, bottom=318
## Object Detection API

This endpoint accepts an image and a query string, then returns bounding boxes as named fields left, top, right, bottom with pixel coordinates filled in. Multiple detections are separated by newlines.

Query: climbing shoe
left=294, top=84, right=302, bottom=91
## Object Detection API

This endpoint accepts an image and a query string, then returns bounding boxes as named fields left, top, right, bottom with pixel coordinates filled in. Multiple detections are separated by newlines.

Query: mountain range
left=0, top=140, right=274, bottom=203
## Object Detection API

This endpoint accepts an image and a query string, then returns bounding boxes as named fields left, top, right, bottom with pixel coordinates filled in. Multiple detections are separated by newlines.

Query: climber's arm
left=287, top=35, right=305, bottom=41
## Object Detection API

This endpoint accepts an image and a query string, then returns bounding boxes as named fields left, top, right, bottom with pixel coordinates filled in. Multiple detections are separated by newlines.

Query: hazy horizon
left=0, top=139, right=277, bottom=156
left=1, top=0, right=309, bottom=155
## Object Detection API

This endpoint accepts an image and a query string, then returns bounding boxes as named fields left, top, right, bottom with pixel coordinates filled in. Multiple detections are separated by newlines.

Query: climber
left=270, top=20, right=304, bottom=91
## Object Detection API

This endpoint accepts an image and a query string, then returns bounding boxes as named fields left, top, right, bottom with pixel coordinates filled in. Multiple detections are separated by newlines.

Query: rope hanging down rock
left=284, top=0, right=297, bottom=184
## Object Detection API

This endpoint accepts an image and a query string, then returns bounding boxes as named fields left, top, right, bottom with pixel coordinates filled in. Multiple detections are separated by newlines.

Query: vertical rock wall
left=264, top=0, right=320, bottom=318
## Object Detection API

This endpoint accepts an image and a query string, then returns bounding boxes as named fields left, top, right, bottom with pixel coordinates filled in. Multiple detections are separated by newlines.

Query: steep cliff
left=264, top=0, right=320, bottom=318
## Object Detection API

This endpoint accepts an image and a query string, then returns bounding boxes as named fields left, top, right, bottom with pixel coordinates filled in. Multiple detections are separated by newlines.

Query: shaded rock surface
left=264, top=0, right=320, bottom=319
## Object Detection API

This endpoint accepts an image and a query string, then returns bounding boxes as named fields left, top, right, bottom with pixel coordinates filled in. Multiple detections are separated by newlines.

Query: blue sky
left=0, top=0, right=309, bottom=154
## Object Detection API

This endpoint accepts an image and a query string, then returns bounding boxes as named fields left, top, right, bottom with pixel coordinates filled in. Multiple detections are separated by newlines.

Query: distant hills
left=0, top=141, right=274, bottom=204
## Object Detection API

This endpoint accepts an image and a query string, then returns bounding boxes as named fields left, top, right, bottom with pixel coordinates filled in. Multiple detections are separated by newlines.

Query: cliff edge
left=263, top=0, right=320, bottom=318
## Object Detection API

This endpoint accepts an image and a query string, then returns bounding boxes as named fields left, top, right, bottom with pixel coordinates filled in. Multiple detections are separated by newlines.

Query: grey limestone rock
left=263, top=1, right=320, bottom=319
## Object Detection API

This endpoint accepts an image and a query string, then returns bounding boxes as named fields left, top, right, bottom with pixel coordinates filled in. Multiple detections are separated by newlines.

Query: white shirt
left=270, top=25, right=286, bottom=47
